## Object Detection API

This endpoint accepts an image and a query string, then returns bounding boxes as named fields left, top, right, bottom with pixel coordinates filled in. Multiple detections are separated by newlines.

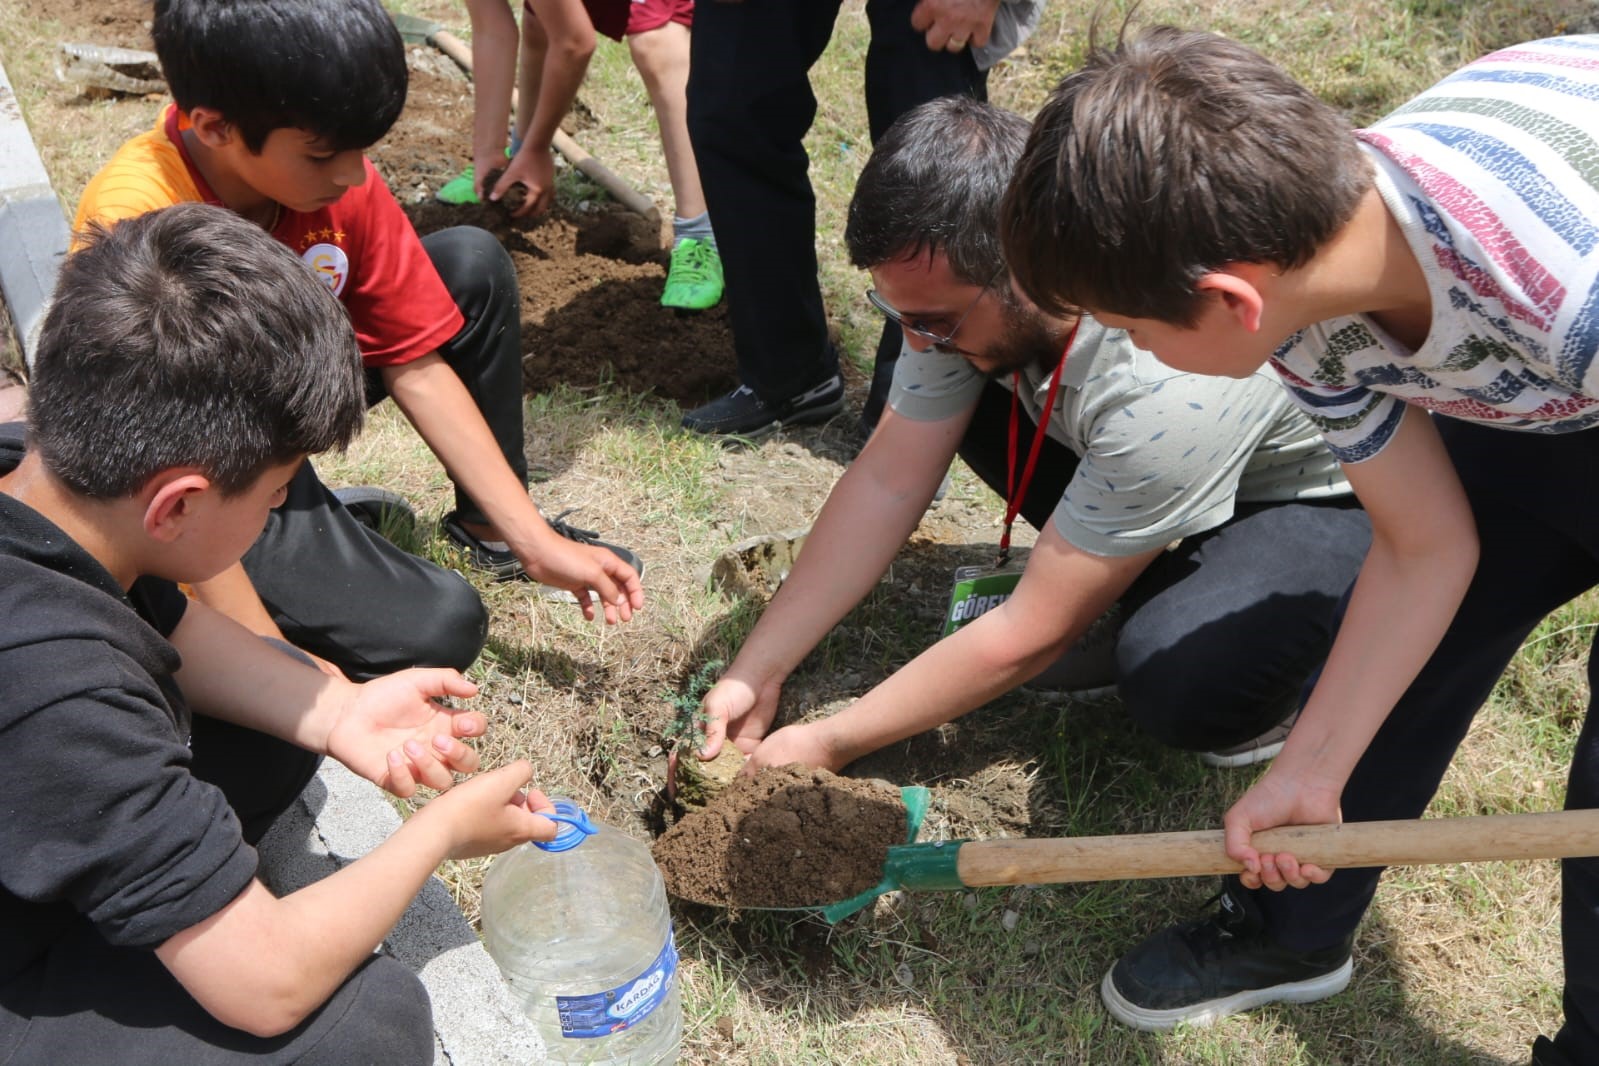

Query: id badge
left=943, top=564, right=1024, bottom=637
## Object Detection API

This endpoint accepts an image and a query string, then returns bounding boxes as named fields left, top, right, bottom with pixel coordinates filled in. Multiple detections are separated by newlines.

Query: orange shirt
left=74, top=106, right=462, bottom=368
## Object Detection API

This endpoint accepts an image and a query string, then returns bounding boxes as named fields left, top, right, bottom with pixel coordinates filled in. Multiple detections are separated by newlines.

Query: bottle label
left=554, top=925, right=678, bottom=1039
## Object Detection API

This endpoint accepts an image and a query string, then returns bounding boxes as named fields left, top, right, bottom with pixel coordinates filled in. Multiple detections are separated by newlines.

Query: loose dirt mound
left=653, top=765, right=909, bottom=909
left=373, top=41, right=739, bottom=407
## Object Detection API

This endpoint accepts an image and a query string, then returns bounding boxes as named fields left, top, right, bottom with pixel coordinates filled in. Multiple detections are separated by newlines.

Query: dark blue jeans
left=1247, top=417, right=1599, bottom=1060
left=687, top=0, right=986, bottom=405
left=957, top=382, right=1372, bottom=749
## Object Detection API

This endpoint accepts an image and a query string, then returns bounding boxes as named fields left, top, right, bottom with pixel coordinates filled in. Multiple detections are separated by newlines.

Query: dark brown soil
left=373, top=39, right=739, bottom=407
left=652, top=765, right=910, bottom=909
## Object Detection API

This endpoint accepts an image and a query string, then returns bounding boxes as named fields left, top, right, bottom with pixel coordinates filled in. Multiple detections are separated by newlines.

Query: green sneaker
left=436, top=147, right=512, bottom=206
left=660, top=238, right=724, bottom=311
left=436, top=164, right=481, bottom=205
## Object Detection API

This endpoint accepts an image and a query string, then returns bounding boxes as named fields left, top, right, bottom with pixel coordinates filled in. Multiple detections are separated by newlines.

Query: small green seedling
left=661, top=658, right=723, bottom=750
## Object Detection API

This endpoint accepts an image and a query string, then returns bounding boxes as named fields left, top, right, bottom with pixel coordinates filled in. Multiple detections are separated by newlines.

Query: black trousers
left=1241, top=417, right=1599, bottom=1061
left=958, top=382, right=1373, bottom=749
left=687, top=0, right=986, bottom=406
left=0, top=646, right=434, bottom=1066
left=245, top=226, right=526, bottom=680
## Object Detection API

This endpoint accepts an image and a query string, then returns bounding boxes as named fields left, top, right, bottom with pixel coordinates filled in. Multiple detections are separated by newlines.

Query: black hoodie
left=0, top=469, right=256, bottom=983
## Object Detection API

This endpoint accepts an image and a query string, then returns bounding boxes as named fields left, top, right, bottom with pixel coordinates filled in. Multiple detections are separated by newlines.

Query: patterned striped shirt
left=1269, top=35, right=1599, bottom=463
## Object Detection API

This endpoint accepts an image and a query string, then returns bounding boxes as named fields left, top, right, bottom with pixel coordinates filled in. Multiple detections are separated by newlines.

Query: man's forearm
left=812, top=605, right=1071, bottom=766
left=725, top=444, right=947, bottom=687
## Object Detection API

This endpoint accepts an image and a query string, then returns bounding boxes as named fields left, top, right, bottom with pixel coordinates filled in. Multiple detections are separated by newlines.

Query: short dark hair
left=1001, top=25, right=1373, bottom=325
left=29, top=203, right=366, bottom=498
left=152, top=0, right=408, bottom=153
left=846, top=96, right=1030, bottom=287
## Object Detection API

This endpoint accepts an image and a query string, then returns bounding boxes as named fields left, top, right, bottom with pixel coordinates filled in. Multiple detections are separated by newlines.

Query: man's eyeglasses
left=865, top=279, right=992, bottom=353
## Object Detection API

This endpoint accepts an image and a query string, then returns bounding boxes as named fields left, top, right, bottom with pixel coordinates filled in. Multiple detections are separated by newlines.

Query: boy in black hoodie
left=0, top=204, right=558, bottom=1063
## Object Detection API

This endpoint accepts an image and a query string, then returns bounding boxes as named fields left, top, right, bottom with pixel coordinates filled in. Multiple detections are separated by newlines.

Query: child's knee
left=411, top=574, right=489, bottom=674
left=422, top=226, right=518, bottom=309
left=305, top=956, right=433, bottom=1066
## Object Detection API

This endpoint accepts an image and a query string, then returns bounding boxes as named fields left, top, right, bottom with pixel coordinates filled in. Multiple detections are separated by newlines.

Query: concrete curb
left=257, top=762, right=547, bottom=1065
left=0, top=54, right=69, bottom=368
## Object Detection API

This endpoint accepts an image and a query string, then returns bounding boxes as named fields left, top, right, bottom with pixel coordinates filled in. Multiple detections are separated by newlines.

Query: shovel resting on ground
left=675, top=786, right=1599, bottom=922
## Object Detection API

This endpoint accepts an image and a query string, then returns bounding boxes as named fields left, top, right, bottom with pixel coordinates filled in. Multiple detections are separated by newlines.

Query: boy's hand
left=325, top=669, right=488, bottom=797
left=742, top=721, right=842, bottom=777
left=424, top=760, right=561, bottom=860
left=1223, top=768, right=1343, bottom=891
left=493, top=147, right=557, bottom=219
left=473, top=146, right=510, bottom=202
left=699, top=674, right=782, bottom=760
left=910, top=0, right=1000, bottom=53
left=521, top=536, right=645, bottom=625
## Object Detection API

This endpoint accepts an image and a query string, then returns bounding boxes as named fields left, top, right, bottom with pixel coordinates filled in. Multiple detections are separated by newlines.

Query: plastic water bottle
left=481, top=800, right=682, bottom=1065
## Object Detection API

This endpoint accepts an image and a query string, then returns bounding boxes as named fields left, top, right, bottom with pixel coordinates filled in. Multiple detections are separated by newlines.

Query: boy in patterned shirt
left=1000, top=29, right=1599, bottom=1062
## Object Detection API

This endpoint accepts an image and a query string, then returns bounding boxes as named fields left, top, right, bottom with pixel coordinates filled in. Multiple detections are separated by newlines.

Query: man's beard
left=978, top=297, right=1071, bottom=379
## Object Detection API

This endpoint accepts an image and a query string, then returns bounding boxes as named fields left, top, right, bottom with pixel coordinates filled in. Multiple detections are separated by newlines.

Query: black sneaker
left=333, top=486, right=417, bottom=539
left=1532, top=1036, right=1580, bottom=1066
left=679, top=374, right=845, bottom=437
left=1101, top=884, right=1353, bottom=1031
left=442, top=509, right=644, bottom=590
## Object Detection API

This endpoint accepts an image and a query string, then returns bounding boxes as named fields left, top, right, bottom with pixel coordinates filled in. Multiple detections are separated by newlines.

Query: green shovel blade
left=818, top=786, right=970, bottom=922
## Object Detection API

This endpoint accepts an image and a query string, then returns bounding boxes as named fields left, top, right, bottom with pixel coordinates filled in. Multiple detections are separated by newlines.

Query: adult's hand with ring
left=909, top=0, right=999, bottom=55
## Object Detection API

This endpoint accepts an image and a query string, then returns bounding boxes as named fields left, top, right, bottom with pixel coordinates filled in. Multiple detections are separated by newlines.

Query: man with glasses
left=695, top=97, right=1372, bottom=777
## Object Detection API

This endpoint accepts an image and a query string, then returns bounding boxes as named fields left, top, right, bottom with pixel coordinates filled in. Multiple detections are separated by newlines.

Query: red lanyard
left=1000, top=319, right=1079, bottom=564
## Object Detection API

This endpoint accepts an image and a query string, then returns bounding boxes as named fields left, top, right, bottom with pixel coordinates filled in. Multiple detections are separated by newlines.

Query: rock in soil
left=652, top=765, right=908, bottom=909
left=672, top=745, right=747, bottom=811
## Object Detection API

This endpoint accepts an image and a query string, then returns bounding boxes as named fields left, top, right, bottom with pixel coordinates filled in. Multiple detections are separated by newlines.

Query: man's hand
left=742, top=721, right=842, bottom=776
left=492, top=146, right=557, bottom=219
left=520, top=536, right=645, bottom=625
left=909, top=0, right=1001, bottom=53
left=699, top=674, right=782, bottom=759
left=1223, top=767, right=1344, bottom=891
left=324, top=669, right=488, bottom=797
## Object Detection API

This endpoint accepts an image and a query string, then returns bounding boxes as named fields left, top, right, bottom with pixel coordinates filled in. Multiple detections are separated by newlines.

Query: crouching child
left=0, top=203, right=559, bottom=1063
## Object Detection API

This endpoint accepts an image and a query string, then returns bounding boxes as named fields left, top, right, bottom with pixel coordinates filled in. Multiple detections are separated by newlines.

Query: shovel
left=390, top=10, right=662, bottom=225
left=678, top=786, right=1599, bottom=922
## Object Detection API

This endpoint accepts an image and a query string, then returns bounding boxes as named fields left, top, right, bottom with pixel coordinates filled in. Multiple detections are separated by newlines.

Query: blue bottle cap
left=533, top=798, right=599, bottom=853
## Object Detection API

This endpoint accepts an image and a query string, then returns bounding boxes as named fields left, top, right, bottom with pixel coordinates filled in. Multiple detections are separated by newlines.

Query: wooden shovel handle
left=954, top=809, right=1599, bottom=887
left=430, top=29, right=662, bottom=224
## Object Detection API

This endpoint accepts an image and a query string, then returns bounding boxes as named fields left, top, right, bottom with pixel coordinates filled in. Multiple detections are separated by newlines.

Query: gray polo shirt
left=888, top=317, right=1350, bottom=556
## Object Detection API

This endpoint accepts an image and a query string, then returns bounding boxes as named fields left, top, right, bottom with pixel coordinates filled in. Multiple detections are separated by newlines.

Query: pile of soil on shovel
left=653, top=765, right=909, bottom=909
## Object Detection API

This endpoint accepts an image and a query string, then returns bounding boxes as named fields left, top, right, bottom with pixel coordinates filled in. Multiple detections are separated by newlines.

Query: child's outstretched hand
left=421, top=760, right=561, bottom=860
left=324, top=669, right=488, bottom=797
left=521, top=535, right=645, bottom=626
